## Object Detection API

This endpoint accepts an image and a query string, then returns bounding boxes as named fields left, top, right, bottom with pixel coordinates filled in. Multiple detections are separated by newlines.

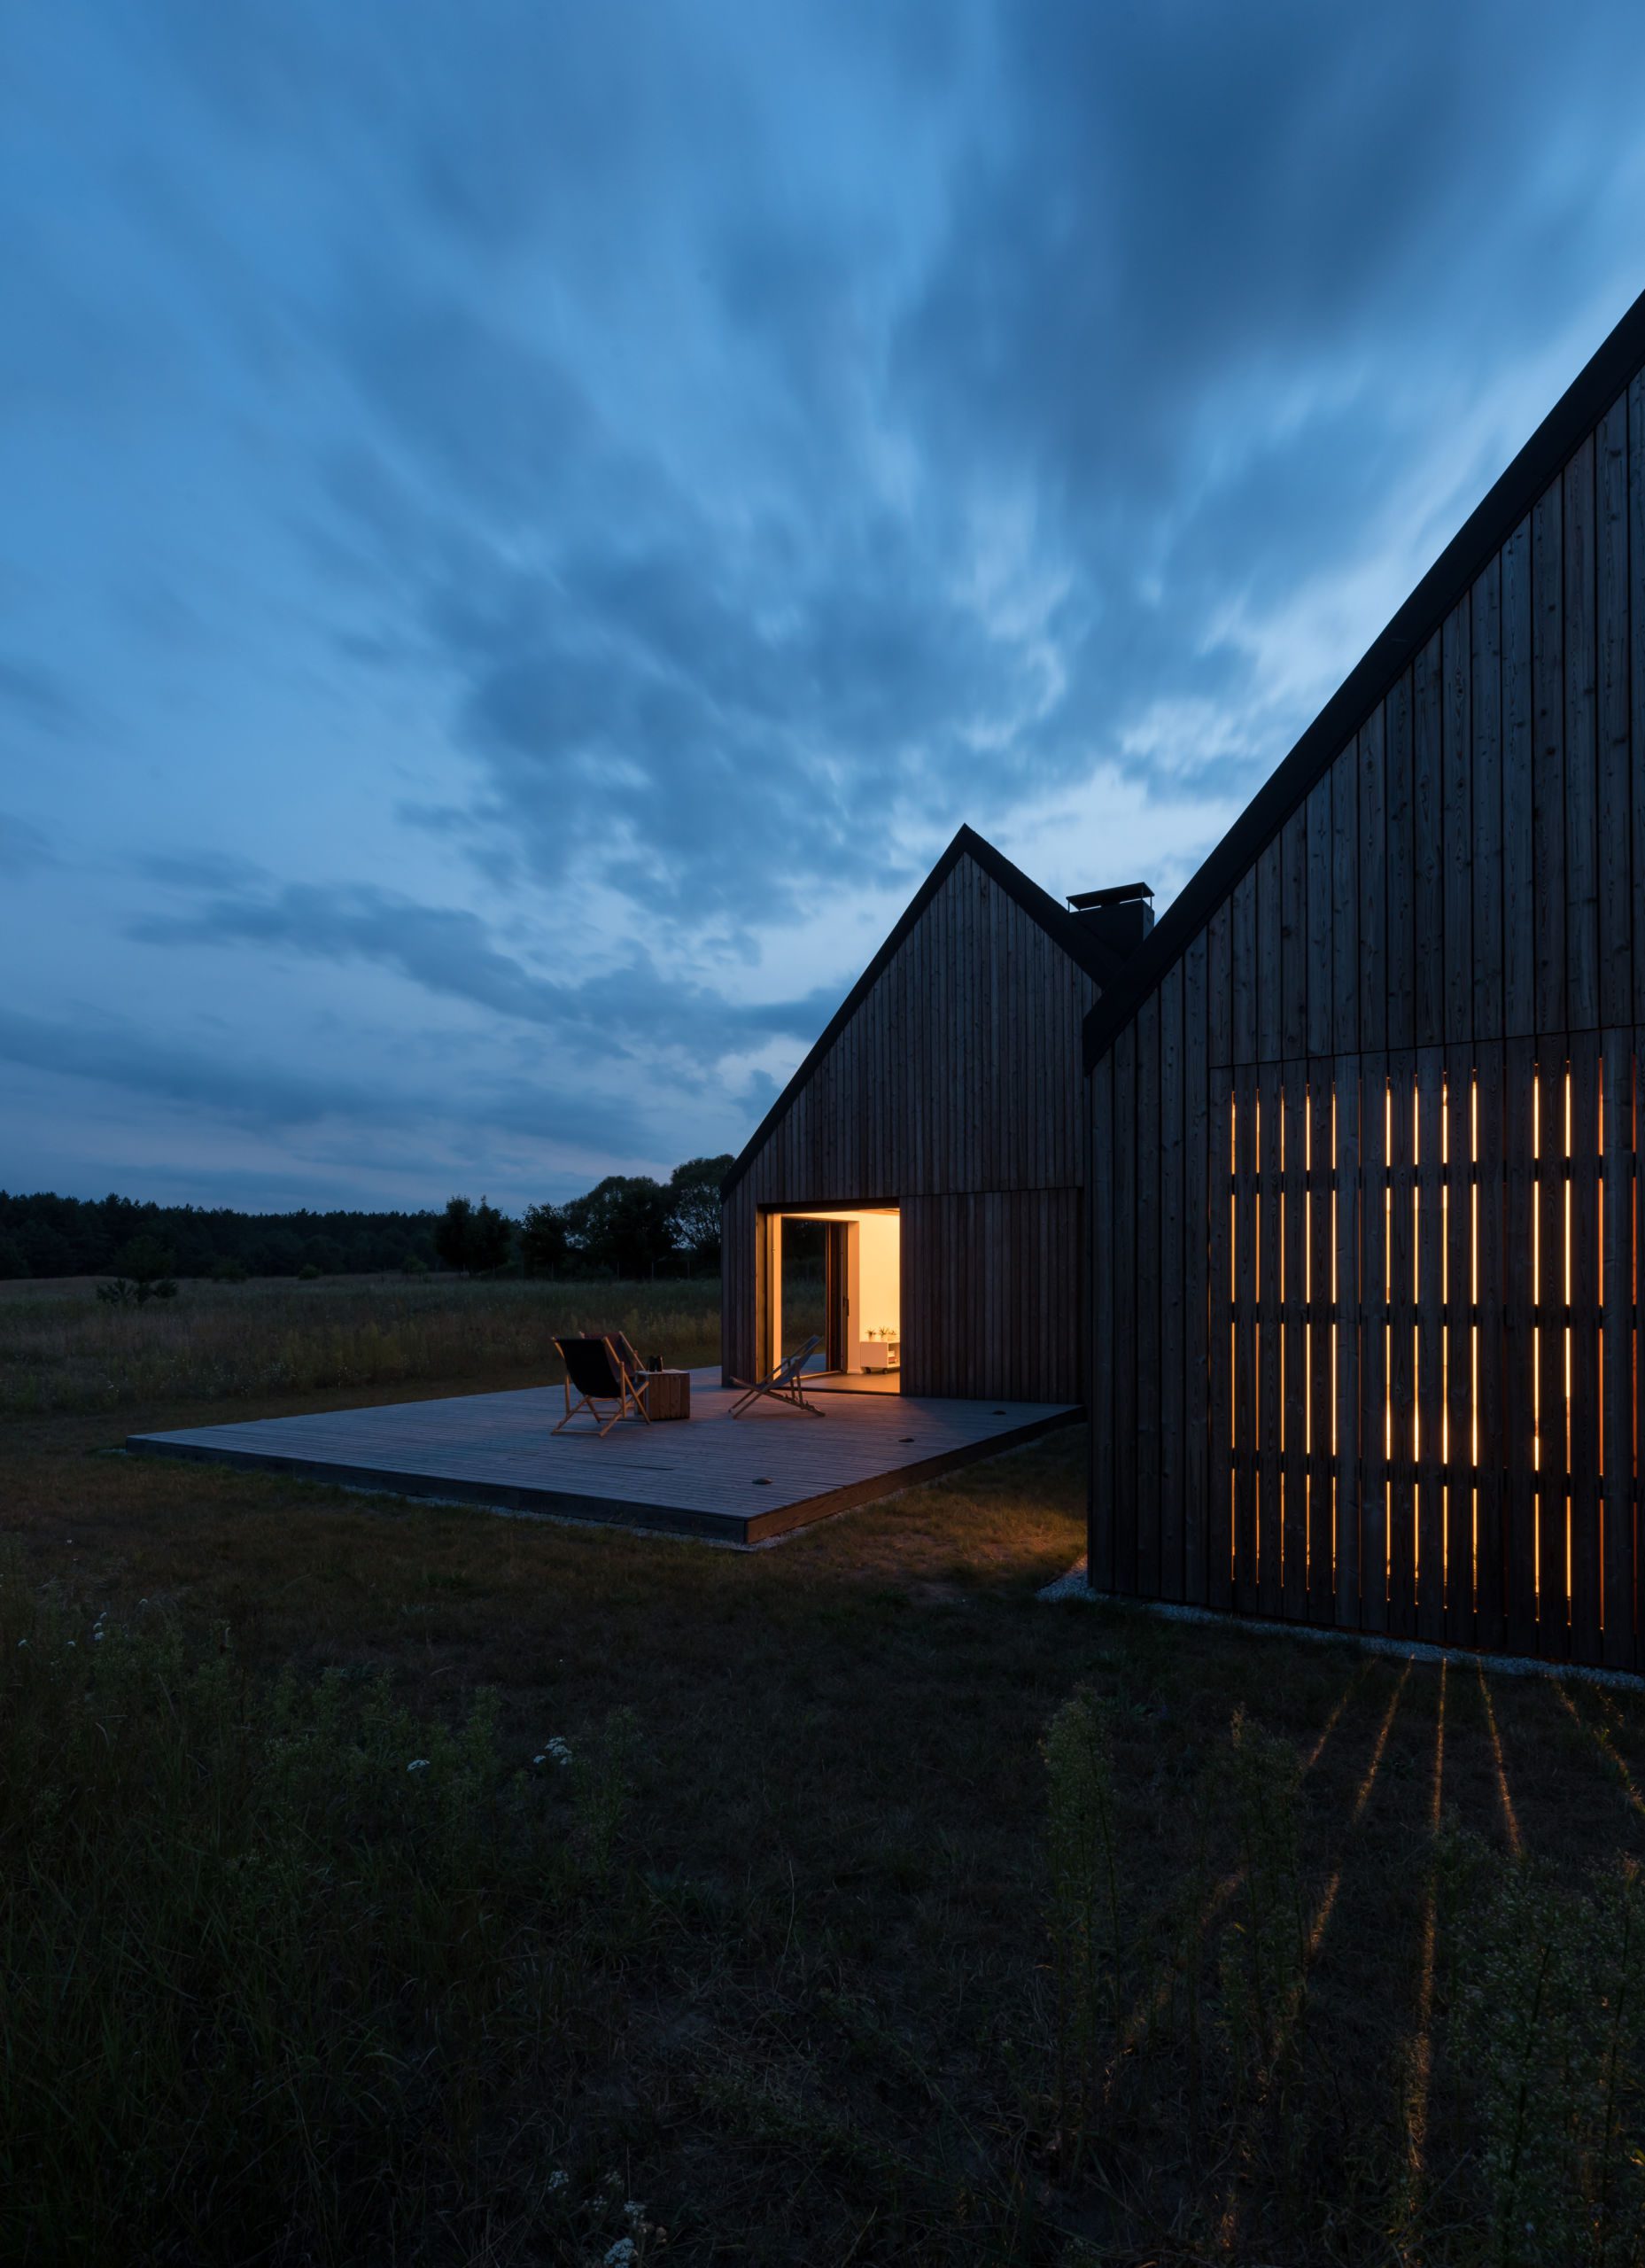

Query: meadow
left=5, top=1274, right=1645, bottom=2264
left=0, top=1271, right=732, bottom=1416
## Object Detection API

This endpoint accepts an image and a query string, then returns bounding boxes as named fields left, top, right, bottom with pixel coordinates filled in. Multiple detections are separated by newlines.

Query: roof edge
left=723, top=825, right=1122, bottom=1200
left=1082, top=279, right=1645, bottom=1076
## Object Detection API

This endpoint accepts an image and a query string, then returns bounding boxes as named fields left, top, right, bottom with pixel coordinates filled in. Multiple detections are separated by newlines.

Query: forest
left=0, top=1155, right=732, bottom=1284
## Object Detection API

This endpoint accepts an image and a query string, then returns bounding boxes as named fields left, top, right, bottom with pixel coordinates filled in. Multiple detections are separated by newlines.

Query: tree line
left=432, top=1158, right=730, bottom=1279
left=0, top=1157, right=733, bottom=1284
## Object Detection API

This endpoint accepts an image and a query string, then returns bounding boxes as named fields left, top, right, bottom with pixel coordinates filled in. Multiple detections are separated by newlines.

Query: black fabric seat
left=552, top=1334, right=651, bottom=1437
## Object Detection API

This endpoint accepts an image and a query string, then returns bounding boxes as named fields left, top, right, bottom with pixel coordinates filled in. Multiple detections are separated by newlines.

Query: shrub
left=95, top=1233, right=178, bottom=1309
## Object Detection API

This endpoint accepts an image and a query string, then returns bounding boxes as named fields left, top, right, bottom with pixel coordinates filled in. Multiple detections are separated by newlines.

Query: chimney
left=1067, top=879, right=1154, bottom=958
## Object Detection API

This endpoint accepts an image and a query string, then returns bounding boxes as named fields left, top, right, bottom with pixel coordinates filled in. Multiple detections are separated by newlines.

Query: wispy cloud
left=4, top=0, right=1644, bottom=1203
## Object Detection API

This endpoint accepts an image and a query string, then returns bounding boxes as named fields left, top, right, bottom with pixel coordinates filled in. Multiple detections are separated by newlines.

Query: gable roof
left=723, top=824, right=1124, bottom=1199
left=1082, top=281, right=1645, bottom=1074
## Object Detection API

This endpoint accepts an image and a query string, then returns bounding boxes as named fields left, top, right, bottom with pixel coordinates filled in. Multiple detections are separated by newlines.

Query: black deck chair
left=728, top=1334, right=826, bottom=1418
left=552, top=1334, right=651, bottom=1437
left=603, top=1328, right=656, bottom=1378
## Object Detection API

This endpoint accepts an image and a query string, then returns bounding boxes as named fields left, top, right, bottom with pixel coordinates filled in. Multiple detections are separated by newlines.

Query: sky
left=4, top=3, right=1645, bottom=1214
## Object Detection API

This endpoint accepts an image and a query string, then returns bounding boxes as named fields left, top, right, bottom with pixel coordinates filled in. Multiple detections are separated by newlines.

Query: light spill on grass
left=1397, top=1659, right=1448, bottom=2244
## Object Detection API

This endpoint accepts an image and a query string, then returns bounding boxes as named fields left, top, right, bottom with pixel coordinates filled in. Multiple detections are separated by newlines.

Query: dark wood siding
left=726, top=852, right=1098, bottom=1404
left=1090, top=376, right=1645, bottom=1668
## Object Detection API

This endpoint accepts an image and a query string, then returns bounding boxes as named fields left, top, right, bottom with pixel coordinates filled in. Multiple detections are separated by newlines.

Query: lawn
left=5, top=1278, right=1645, bottom=2264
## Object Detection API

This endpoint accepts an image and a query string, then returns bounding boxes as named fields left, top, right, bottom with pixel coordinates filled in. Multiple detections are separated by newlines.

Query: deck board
left=127, top=1370, right=1081, bottom=1545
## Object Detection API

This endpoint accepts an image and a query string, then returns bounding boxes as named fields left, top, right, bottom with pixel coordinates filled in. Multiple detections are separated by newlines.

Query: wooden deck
left=127, top=1371, right=1081, bottom=1546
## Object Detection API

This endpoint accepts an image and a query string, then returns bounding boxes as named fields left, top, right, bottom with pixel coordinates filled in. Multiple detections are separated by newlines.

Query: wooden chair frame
left=552, top=1334, right=652, bottom=1438
left=728, top=1334, right=826, bottom=1418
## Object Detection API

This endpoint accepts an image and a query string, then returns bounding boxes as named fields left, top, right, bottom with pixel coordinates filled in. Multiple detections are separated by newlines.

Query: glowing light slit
left=1324, top=1084, right=1334, bottom=1524
left=1566, top=1067, right=1573, bottom=1612
left=1384, top=1080, right=1393, bottom=1594
left=1230, top=1092, right=1238, bottom=1581
left=1532, top=1073, right=1541, bottom=1602
left=1411, top=1081, right=1420, bottom=1587
left=1470, top=1075, right=1478, bottom=1596
left=1441, top=1076, right=1449, bottom=1589
left=1305, top=1083, right=1313, bottom=1592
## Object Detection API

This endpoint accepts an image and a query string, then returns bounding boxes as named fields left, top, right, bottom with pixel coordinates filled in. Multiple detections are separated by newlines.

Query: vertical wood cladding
left=724, top=853, right=1098, bottom=1404
left=1090, top=374, right=1645, bottom=1668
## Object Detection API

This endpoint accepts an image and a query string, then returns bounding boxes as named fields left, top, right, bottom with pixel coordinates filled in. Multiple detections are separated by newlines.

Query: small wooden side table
left=642, top=1368, right=691, bottom=1421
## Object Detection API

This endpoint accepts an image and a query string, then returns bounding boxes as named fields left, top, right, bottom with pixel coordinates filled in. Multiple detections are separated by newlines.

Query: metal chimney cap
left=1066, top=880, right=1154, bottom=911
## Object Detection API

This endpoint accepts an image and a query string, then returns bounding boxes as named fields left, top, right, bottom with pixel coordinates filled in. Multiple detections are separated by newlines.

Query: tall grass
left=1041, top=1697, right=1645, bottom=2265
left=1447, top=1838, right=1645, bottom=2266
left=1044, top=1690, right=1124, bottom=2167
left=0, top=1568, right=651, bottom=2263
left=0, top=1274, right=731, bottom=1415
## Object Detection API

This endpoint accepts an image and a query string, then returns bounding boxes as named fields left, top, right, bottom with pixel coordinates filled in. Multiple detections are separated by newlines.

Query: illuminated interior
left=769, top=1208, right=901, bottom=1392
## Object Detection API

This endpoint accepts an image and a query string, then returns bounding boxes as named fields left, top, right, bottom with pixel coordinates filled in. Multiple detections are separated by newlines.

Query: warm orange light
left=1403, top=1664, right=1447, bottom=2208
left=1307, top=1665, right=1408, bottom=1960
left=1533, top=1076, right=1541, bottom=1608
left=1441, top=1074, right=1450, bottom=1585
left=1476, top=1662, right=1522, bottom=1856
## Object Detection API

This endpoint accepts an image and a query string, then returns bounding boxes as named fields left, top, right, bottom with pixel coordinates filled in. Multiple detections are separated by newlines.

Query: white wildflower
left=407, top=1759, right=430, bottom=1773
left=603, top=2241, right=637, bottom=2267
left=547, top=2169, right=568, bottom=2193
left=542, top=1736, right=572, bottom=1767
left=625, top=2200, right=645, bottom=2223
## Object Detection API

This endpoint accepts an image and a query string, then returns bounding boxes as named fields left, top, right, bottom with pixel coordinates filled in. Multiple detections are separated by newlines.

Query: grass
left=0, top=1272, right=738, bottom=1416
left=6, top=1277, right=1645, bottom=2262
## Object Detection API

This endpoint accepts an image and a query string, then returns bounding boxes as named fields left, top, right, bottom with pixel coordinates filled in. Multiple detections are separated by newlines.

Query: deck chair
left=603, top=1327, right=656, bottom=1377
left=552, top=1334, right=651, bottom=1437
left=728, top=1334, right=826, bottom=1418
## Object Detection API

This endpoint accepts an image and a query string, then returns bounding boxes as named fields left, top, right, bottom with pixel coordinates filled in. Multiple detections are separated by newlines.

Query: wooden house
left=1084, top=285, right=1645, bottom=1669
left=720, top=826, right=1144, bottom=1402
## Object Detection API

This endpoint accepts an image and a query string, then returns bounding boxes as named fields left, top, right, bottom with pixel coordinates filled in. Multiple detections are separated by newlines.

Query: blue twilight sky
left=4, top=3, right=1645, bottom=1212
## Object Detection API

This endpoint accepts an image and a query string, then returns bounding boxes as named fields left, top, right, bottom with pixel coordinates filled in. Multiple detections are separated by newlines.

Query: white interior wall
left=853, top=1211, right=900, bottom=1367
left=773, top=1207, right=900, bottom=1372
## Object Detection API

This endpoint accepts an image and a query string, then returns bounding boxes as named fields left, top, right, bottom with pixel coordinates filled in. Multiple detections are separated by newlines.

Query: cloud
left=0, top=812, right=58, bottom=876
left=281, top=0, right=1645, bottom=950
left=0, top=998, right=654, bottom=1170
left=0, top=1004, right=373, bottom=1130
left=7, top=0, right=1645, bottom=1203
left=0, top=656, right=80, bottom=737
left=128, top=873, right=842, bottom=1066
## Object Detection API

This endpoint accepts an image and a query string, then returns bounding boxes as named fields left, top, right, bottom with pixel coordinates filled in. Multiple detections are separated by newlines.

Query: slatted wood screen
left=1097, top=1039, right=1644, bottom=1666
left=1090, top=343, right=1645, bottom=1668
